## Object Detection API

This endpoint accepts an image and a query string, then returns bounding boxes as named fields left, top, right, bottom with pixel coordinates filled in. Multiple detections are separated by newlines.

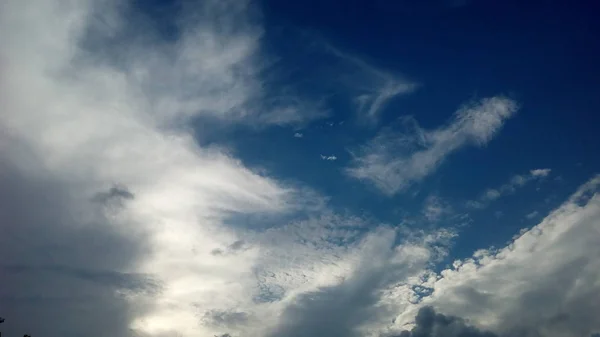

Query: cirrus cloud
left=346, top=97, right=519, bottom=195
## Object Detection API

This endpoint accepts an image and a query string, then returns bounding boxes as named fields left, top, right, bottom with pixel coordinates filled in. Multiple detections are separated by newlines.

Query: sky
left=1, top=0, right=599, bottom=337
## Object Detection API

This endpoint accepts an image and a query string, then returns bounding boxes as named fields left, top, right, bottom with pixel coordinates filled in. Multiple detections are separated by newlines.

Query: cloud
left=294, top=132, right=304, bottom=138
left=325, top=45, right=417, bottom=122
left=2, top=1, right=597, bottom=337
left=0, top=1, right=324, bottom=336
left=346, top=97, right=518, bottom=195
left=466, top=168, right=552, bottom=209
left=395, top=306, right=498, bottom=337
left=525, top=210, right=539, bottom=219
left=91, top=185, right=135, bottom=204
left=392, top=175, right=600, bottom=337
left=530, top=168, right=551, bottom=177
left=422, top=195, right=454, bottom=222
left=1, top=264, right=160, bottom=295
left=210, top=240, right=249, bottom=256
left=201, top=308, right=248, bottom=328
left=321, top=154, right=338, bottom=161
left=265, top=227, right=456, bottom=337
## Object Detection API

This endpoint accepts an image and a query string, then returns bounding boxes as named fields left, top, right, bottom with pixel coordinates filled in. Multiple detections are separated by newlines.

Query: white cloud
left=467, top=168, right=552, bottom=209
left=525, top=210, right=539, bottom=219
left=346, top=97, right=518, bottom=195
left=422, top=195, right=454, bottom=222
left=0, top=3, right=453, bottom=337
left=0, top=1, right=325, bottom=336
left=531, top=168, right=552, bottom=177
left=294, top=132, right=303, bottom=138
left=321, top=155, right=338, bottom=161
left=391, top=175, right=600, bottom=337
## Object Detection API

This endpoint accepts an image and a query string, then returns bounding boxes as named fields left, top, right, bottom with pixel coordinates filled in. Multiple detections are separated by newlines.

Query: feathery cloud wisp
left=320, top=43, right=417, bottom=123
left=346, top=97, right=518, bottom=195
left=422, top=195, right=454, bottom=223
left=321, top=155, right=338, bottom=161
left=466, top=168, right=552, bottom=209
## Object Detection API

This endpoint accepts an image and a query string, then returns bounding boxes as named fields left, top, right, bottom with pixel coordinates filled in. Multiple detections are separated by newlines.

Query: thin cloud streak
left=321, top=154, right=338, bottom=161
left=466, top=168, right=552, bottom=209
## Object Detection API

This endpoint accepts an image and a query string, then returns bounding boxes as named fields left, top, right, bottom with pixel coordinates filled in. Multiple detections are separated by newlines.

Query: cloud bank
left=0, top=0, right=320, bottom=336
left=392, top=175, right=600, bottom=337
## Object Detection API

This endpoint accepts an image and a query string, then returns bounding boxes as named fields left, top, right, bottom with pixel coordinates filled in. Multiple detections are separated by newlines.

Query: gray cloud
left=395, top=306, right=498, bottom=337
left=91, top=185, right=135, bottom=204
left=210, top=240, right=249, bottom=256
left=267, top=268, right=386, bottom=337
left=1, top=264, right=160, bottom=295
left=266, top=228, right=453, bottom=337
left=201, top=309, right=248, bottom=328
left=0, top=163, right=153, bottom=337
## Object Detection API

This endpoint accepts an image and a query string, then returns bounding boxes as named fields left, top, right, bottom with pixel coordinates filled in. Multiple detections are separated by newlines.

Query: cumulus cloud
left=392, top=175, right=600, bottom=337
left=466, top=168, right=552, bottom=209
left=346, top=97, right=518, bottom=195
left=265, top=226, right=457, bottom=337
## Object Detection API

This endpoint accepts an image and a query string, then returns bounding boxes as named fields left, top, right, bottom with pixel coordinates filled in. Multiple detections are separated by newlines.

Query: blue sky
left=1, top=1, right=600, bottom=337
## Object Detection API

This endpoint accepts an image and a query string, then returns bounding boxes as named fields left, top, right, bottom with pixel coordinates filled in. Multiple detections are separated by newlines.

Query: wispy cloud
left=321, top=155, right=338, bottom=161
left=466, top=168, right=552, bottom=209
left=422, top=195, right=454, bottom=222
left=322, top=43, right=417, bottom=123
left=294, top=132, right=304, bottom=138
left=346, top=97, right=519, bottom=195
left=525, top=210, right=539, bottom=219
